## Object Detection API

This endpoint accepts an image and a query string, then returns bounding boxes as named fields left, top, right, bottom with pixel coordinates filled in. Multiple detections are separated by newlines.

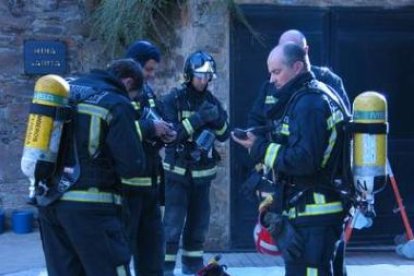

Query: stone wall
left=0, top=0, right=95, bottom=215
left=0, top=0, right=412, bottom=249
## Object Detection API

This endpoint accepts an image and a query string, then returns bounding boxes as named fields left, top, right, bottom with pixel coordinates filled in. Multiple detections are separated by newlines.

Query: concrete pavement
left=0, top=231, right=45, bottom=275
left=1, top=229, right=414, bottom=276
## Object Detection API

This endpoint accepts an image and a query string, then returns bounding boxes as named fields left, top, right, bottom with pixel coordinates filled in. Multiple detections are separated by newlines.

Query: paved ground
left=1, top=230, right=413, bottom=275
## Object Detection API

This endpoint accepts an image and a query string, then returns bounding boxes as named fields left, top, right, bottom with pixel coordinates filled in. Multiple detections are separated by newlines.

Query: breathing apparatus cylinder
left=352, top=91, right=388, bottom=221
left=21, top=75, right=70, bottom=200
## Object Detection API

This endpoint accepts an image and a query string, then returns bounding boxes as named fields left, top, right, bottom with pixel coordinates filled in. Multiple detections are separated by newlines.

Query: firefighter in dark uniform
left=233, top=43, right=348, bottom=275
left=248, top=29, right=350, bottom=129
left=123, top=40, right=176, bottom=276
left=162, top=51, right=230, bottom=275
left=37, top=59, right=146, bottom=276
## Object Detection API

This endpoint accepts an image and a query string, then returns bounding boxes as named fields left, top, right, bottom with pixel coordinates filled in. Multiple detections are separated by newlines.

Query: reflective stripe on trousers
left=60, top=189, right=122, bottom=205
left=122, top=176, right=161, bottom=187
left=162, top=162, right=217, bottom=178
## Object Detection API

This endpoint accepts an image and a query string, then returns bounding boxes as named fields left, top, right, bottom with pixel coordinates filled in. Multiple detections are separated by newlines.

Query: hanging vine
left=89, top=0, right=261, bottom=58
left=90, top=0, right=183, bottom=57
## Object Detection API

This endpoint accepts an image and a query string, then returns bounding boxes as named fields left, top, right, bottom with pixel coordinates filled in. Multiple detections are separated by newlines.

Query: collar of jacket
left=267, top=71, right=315, bottom=119
left=87, top=69, right=130, bottom=99
left=185, top=83, right=209, bottom=103
left=278, top=71, right=315, bottom=97
left=134, top=83, right=156, bottom=101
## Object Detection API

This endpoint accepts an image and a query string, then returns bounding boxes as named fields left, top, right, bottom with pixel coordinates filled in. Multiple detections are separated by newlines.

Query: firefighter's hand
left=153, top=120, right=174, bottom=138
left=160, top=124, right=177, bottom=143
left=258, top=194, right=273, bottom=213
left=231, top=131, right=256, bottom=150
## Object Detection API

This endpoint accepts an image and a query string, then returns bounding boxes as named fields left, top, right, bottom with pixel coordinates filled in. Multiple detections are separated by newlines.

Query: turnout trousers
left=123, top=188, right=164, bottom=276
left=284, top=223, right=343, bottom=276
left=163, top=177, right=211, bottom=274
left=38, top=201, right=131, bottom=276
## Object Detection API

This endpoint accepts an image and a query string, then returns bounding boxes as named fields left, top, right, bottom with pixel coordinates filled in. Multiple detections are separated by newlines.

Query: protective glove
left=198, top=101, right=219, bottom=123
left=263, top=212, right=304, bottom=262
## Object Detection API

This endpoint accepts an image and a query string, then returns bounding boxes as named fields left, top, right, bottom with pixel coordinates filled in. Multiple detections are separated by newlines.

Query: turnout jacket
left=162, top=84, right=230, bottom=183
left=249, top=72, right=347, bottom=225
left=122, top=84, right=165, bottom=191
left=65, top=70, right=145, bottom=198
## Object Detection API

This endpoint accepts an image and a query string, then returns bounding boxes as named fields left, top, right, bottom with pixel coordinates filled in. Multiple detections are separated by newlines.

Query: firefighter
left=125, top=40, right=161, bottom=98
left=123, top=40, right=176, bottom=276
left=248, top=29, right=350, bottom=129
left=162, top=51, right=230, bottom=275
left=232, top=43, right=348, bottom=275
left=37, top=59, right=145, bottom=276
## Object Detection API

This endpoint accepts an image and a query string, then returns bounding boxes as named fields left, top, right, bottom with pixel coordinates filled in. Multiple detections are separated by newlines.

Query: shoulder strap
left=307, top=81, right=351, bottom=119
left=307, top=81, right=354, bottom=198
left=143, top=85, right=157, bottom=108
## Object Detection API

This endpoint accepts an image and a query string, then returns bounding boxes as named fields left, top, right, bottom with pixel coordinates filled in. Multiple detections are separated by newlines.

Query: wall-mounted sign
left=24, top=40, right=67, bottom=75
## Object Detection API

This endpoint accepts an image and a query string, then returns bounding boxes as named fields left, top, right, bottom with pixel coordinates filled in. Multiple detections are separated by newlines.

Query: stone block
left=0, top=135, right=25, bottom=181
left=0, top=49, right=23, bottom=75
left=33, top=0, right=59, bottom=12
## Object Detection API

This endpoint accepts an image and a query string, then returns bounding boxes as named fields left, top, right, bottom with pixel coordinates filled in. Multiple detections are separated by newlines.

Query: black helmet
left=184, top=51, right=216, bottom=82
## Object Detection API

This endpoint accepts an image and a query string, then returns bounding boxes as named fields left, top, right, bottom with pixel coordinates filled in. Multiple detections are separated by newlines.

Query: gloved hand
left=263, top=212, right=304, bottom=262
left=198, top=101, right=219, bottom=123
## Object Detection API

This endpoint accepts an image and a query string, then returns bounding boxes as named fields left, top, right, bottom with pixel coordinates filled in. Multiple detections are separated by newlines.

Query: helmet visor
left=193, top=72, right=214, bottom=81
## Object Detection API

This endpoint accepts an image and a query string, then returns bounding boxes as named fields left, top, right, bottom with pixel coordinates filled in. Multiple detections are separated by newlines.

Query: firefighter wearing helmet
left=162, top=51, right=230, bottom=275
